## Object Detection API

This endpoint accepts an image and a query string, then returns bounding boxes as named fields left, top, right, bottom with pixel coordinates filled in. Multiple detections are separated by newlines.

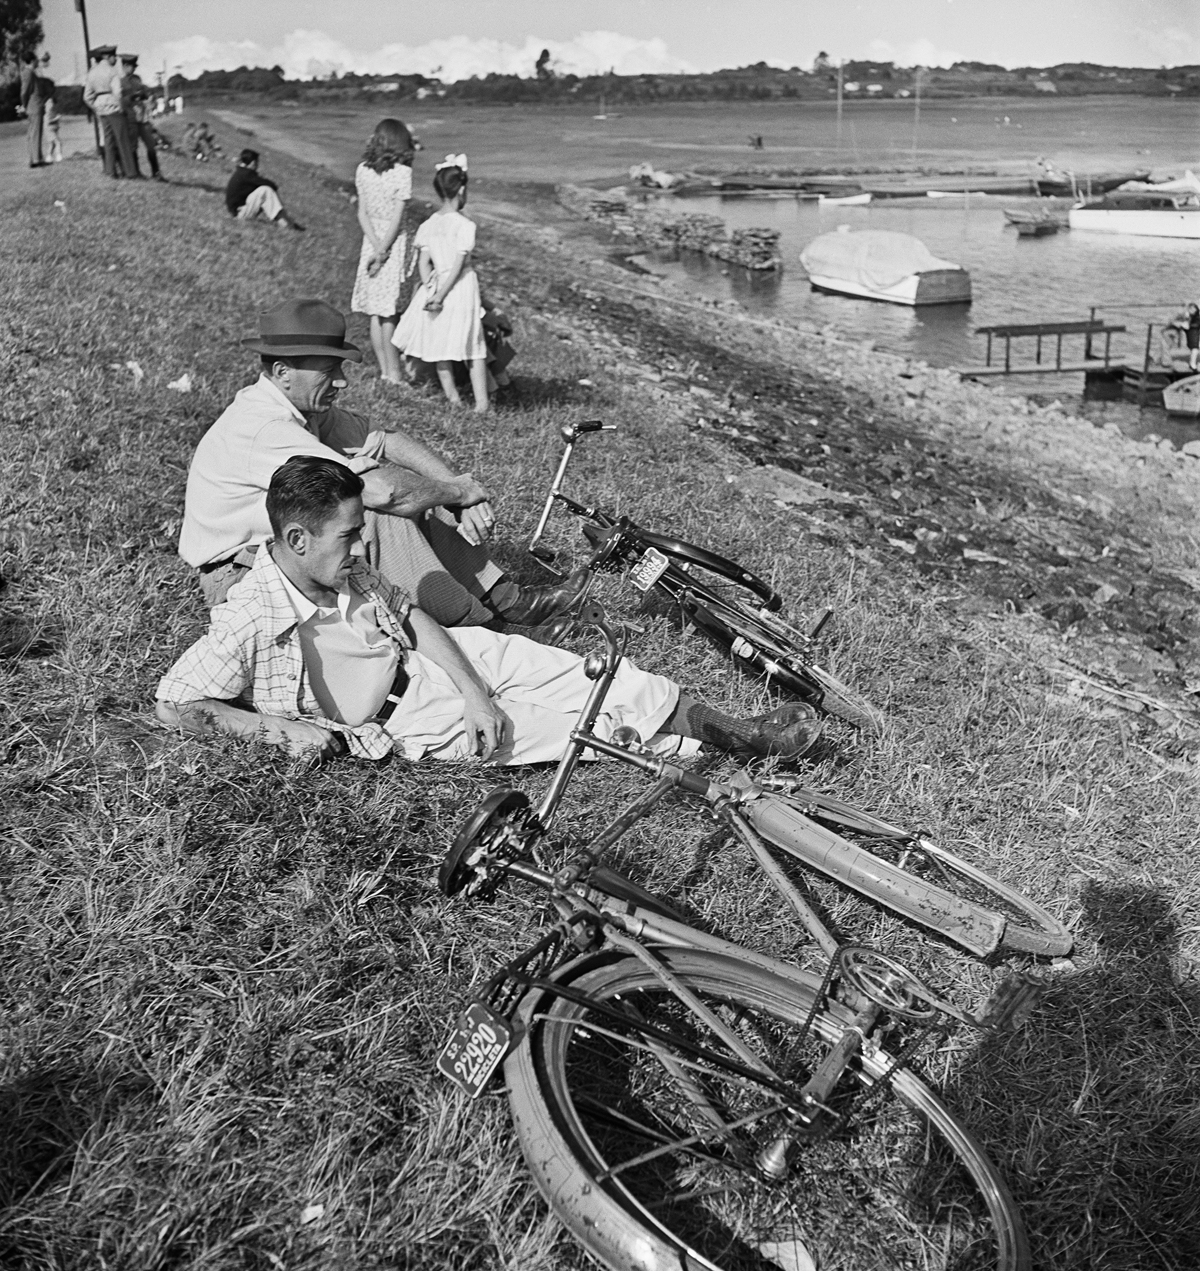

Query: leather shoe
left=740, top=702, right=821, bottom=760
left=495, top=567, right=591, bottom=626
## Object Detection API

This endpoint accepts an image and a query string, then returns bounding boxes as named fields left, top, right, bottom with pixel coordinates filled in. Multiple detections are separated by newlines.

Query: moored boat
left=1163, top=374, right=1200, bottom=417
left=1016, top=220, right=1059, bottom=237
left=1035, top=169, right=1149, bottom=197
left=799, top=228, right=971, bottom=306
left=1068, top=191, right=1200, bottom=239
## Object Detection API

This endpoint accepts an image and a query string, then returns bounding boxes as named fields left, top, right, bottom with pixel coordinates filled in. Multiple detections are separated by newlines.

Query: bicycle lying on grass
left=436, top=602, right=1070, bottom=1270
left=528, top=419, right=884, bottom=732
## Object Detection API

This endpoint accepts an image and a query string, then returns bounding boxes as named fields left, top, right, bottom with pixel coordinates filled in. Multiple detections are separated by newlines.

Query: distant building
left=844, top=81, right=861, bottom=92
left=866, top=84, right=883, bottom=94
left=1033, top=80, right=1057, bottom=93
left=374, top=81, right=400, bottom=92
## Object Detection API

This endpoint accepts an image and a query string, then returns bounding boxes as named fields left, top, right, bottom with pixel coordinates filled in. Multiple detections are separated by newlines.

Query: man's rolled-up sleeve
left=156, top=622, right=254, bottom=705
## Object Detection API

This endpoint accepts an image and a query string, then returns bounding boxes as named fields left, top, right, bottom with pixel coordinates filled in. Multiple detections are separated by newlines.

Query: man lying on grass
left=180, top=297, right=586, bottom=627
left=157, top=456, right=820, bottom=765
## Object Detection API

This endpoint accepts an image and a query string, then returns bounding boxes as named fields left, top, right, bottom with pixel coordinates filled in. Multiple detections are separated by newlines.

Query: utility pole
left=833, top=60, right=844, bottom=148
left=75, top=0, right=101, bottom=154
left=911, top=66, right=922, bottom=162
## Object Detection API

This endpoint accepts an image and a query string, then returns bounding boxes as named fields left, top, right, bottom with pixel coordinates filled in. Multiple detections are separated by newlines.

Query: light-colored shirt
left=156, top=546, right=412, bottom=759
left=275, top=567, right=400, bottom=727
left=179, top=375, right=387, bottom=567
left=83, top=61, right=124, bottom=115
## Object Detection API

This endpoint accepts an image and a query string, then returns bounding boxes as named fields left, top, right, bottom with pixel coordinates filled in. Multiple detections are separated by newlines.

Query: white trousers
left=384, top=626, right=699, bottom=766
left=237, top=185, right=283, bottom=221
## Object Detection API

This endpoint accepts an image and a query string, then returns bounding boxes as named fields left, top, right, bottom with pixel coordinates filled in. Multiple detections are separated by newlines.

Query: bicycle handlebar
left=559, top=420, right=616, bottom=443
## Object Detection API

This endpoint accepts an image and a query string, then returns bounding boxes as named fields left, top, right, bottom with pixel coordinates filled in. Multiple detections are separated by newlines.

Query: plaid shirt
left=157, top=546, right=412, bottom=760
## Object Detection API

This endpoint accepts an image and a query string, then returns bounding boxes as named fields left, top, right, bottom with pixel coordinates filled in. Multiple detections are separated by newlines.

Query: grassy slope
left=0, top=142, right=1197, bottom=1269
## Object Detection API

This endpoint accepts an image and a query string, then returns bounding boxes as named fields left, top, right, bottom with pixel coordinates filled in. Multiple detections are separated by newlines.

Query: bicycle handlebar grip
left=561, top=419, right=611, bottom=443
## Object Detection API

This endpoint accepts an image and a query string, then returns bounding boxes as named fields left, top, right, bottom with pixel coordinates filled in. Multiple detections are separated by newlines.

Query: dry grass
left=1, top=132, right=1198, bottom=1269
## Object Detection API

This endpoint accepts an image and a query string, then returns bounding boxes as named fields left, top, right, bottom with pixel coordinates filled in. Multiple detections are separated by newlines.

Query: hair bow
left=435, top=153, right=467, bottom=172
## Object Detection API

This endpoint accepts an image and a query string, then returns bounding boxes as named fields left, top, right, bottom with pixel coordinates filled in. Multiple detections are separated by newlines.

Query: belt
left=199, top=546, right=259, bottom=574
left=374, top=665, right=411, bottom=722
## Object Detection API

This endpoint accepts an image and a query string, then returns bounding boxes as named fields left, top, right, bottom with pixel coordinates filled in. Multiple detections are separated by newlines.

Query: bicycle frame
left=523, top=602, right=1032, bottom=963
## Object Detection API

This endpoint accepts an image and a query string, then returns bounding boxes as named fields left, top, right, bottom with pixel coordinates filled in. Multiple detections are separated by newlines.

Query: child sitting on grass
left=392, top=155, right=491, bottom=414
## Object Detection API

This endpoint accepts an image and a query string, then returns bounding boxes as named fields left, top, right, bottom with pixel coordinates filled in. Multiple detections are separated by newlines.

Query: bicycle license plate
left=437, top=1001, right=513, bottom=1099
left=629, top=546, right=670, bottom=592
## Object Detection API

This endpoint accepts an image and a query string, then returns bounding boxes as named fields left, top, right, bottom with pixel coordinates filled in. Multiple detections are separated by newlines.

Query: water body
left=639, top=193, right=1200, bottom=444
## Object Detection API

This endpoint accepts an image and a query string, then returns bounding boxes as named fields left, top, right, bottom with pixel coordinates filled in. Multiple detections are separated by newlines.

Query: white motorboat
left=1163, top=374, right=1200, bottom=417
left=799, top=228, right=971, bottom=306
left=1068, top=191, right=1200, bottom=239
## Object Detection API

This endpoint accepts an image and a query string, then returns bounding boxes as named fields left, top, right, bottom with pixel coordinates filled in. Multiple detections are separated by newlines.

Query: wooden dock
left=954, top=360, right=1128, bottom=378
left=953, top=319, right=1127, bottom=378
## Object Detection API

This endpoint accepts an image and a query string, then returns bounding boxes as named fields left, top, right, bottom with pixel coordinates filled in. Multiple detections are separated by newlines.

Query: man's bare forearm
left=360, top=462, right=488, bottom=518
left=156, top=698, right=268, bottom=740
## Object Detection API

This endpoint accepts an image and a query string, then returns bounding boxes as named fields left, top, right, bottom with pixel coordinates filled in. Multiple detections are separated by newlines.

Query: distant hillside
left=176, top=59, right=1200, bottom=106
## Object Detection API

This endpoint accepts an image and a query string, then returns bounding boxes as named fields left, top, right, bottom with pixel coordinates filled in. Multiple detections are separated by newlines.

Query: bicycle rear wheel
left=683, top=597, right=883, bottom=732
left=507, top=950, right=1029, bottom=1271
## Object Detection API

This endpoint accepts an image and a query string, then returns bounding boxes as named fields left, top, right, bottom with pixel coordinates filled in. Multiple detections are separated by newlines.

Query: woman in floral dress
left=351, top=118, right=415, bottom=384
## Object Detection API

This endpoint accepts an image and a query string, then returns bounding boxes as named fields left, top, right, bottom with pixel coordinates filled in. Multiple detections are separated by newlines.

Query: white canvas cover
left=800, top=229, right=962, bottom=290
left=1118, top=170, right=1200, bottom=195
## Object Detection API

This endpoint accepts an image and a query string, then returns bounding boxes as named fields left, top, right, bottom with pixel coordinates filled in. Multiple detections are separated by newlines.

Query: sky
left=42, top=0, right=1200, bottom=84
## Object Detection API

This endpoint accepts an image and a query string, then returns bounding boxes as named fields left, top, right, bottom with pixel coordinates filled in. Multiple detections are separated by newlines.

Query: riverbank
left=1, top=126, right=1198, bottom=1268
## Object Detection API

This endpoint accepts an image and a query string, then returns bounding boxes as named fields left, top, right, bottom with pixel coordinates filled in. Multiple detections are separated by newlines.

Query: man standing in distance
left=18, top=51, right=46, bottom=169
left=83, top=45, right=138, bottom=179
left=120, top=55, right=164, bottom=182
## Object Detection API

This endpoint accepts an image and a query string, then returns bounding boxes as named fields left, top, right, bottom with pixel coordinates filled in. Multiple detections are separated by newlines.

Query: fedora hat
left=241, top=298, right=362, bottom=362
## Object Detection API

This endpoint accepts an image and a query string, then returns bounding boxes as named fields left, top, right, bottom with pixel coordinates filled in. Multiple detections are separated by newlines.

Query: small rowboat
left=1163, top=374, right=1200, bottom=417
left=1016, top=220, right=1059, bottom=237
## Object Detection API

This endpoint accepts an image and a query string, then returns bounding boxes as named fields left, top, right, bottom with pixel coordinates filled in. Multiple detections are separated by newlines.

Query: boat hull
left=1163, top=374, right=1200, bottom=417
left=808, top=268, right=971, bottom=307
left=1068, top=207, right=1200, bottom=239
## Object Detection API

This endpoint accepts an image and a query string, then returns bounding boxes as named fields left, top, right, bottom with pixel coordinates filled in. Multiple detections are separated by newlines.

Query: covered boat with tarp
left=799, top=228, right=971, bottom=306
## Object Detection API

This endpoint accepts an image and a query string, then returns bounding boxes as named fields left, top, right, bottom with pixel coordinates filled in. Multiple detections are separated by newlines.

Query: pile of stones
left=556, top=184, right=782, bottom=271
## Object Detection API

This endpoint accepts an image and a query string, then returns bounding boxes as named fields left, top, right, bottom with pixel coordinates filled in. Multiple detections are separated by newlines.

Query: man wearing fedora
left=179, top=298, right=587, bottom=628
left=83, top=44, right=138, bottom=179
left=158, top=455, right=820, bottom=766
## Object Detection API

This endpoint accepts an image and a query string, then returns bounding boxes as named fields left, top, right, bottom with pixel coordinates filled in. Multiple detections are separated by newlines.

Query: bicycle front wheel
left=507, top=950, right=1029, bottom=1271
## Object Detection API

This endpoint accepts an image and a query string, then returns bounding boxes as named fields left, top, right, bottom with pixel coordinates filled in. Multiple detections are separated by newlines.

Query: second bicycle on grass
left=528, top=419, right=884, bottom=731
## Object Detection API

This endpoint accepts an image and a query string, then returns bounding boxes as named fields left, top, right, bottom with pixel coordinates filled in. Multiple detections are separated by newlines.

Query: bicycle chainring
left=439, top=789, right=540, bottom=900
left=836, top=946, right=944, bottom=1022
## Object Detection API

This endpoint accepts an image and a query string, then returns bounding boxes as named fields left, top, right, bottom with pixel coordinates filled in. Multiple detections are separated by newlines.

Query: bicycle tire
left=682, top=597, right=884, bottom=733
left=507, top=949, right=1030, bottom=1271
left=740, top=797, right=1073, bottom=958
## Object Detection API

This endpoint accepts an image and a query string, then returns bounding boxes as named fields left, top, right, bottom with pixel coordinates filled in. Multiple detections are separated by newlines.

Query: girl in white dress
left=350, top=119, right=414, bottom=385
left=393, top=156, right=490, bottom=413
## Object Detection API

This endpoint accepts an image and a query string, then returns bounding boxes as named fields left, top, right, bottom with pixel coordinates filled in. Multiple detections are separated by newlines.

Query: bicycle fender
left=740, top=799, right=1006, bottom=957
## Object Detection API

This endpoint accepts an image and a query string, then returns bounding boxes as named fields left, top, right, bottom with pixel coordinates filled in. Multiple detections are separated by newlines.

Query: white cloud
left=156, top=28, right=695, bottom=82
left=863, top=37, right=965, bottom=69
left=1132, top=25, right=1200, bottom=68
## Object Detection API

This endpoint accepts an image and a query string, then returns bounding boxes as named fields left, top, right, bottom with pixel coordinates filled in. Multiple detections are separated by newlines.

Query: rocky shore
left=555, top=182, right=783, bottom=270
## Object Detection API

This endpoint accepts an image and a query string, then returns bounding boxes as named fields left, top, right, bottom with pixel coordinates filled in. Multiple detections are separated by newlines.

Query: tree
left=535, top=47, right=553, bottom=81
left=0, top=0, right=42, bottom=64
left=813, top=51, right=831, bottom=73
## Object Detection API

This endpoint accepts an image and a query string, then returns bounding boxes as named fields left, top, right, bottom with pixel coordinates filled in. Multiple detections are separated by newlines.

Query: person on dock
left=179, top=298, right=587, bottom=628
left=392, top=156, right=492, bottom=413
left=225, top=149, right=304, bottom=230
left=1181, top=303, right=1200, bottom=373
left=18, top=51, right=47, bottom=169
left=120, top=55, right=165, bottom=182
left=83, top=45, right=138, bottom=179
left=351, top=118, right=416, bottom=386
left=157, top=456, right=821, bottom=766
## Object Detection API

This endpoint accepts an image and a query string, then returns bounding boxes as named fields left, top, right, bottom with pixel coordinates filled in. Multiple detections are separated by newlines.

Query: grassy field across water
left=1, top=132, right=1198, bottom=1269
